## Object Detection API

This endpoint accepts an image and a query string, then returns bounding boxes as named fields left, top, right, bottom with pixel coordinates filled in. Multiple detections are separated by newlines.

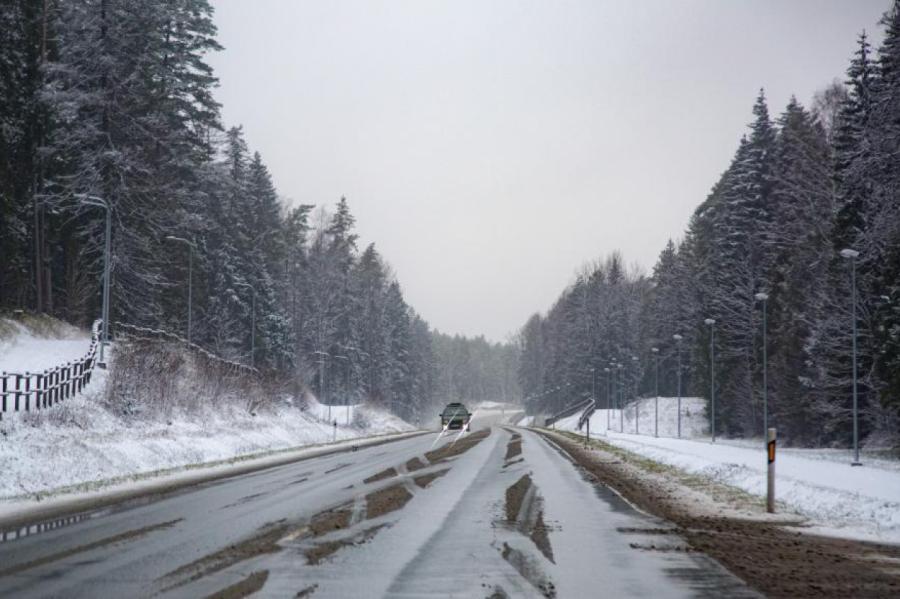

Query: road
left=0, top=413, right=755, bottom=598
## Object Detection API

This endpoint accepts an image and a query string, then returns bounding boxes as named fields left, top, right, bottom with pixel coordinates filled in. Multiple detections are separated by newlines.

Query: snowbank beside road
left=0, top=385, right=413, bottom=499
left=0, top=317, right=414, bottom=500
left=551, top=411, right=900, bottom=544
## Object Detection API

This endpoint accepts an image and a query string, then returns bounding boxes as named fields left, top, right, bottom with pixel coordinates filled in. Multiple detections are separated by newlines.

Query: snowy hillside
left=0, top=321, right=414, bottom=499
left=0, top=314, right=91, bottom=373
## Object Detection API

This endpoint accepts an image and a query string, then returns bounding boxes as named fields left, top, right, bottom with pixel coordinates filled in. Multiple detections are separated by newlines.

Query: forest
left=0, top=0, right=517, bottom=421
left=518, top=9, right=900, bottom=447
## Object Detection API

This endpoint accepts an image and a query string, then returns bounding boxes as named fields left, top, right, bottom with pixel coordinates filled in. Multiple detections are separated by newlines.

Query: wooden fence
left=0, top=320, right=102, bottom=420
left=0, top=320, right=259, bottom=420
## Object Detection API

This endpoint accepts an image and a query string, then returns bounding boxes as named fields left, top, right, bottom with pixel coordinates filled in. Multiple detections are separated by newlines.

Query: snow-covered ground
left=0, top=317, right=91, bottom=373
left=0, top=318, right=414, bottom=500
left=0, top=375, right=412, bottom=500
left=550, top=404, right=900, bottom=544
left=556, top=395, right=709, bottom=438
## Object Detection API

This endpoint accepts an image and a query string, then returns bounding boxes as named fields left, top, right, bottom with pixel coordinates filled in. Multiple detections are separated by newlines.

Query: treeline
left=432, top=332, right=520, bottom=407
left=0, top=0, right=516, bottom=420
left=518, top=5, right=900, bottom=447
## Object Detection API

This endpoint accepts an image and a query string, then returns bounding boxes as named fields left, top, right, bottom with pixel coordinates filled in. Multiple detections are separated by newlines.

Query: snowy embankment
left=0, top=316, right=91, bottom=373
left=0, top=317, right=413, bottom=500
left=549, top=397, right=900, bottom=544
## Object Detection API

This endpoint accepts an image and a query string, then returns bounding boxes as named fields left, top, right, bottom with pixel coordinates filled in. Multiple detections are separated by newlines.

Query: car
left=440, top=402, right=471, bottom=430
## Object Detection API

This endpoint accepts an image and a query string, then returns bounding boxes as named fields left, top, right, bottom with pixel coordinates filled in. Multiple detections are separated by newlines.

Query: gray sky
left=208, top=0, right=888, bottom=342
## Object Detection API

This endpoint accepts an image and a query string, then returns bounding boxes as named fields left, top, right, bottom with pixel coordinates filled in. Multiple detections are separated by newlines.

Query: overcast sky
left=208, top=0, right=888, bottom=342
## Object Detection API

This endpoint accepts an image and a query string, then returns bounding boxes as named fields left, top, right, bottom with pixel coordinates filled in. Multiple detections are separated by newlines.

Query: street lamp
left=236, top=282, right=256, bottom=368
left=705, top=319, right=716, bottom=443
left=165, top=236, right=195, bottom=344
left=632, top=355, right=639, bottom=434
left=840, top=248, right=862, bottom=466
left=589, top=366, right=596, bottom=406
left=75, top=194, right=111, bottom=367
left=673, top=334, right=683, bottom=438
left=755, top=292, right=769, bottom=441
left=333, top=354, right=350, bottom=425
left=604, top=367, right=611, bottom=431
left=617, top=362, right=625, bottom=432
left=651, top=347, right=659, bottom=437
left=312, top=350, right=330, bottom=420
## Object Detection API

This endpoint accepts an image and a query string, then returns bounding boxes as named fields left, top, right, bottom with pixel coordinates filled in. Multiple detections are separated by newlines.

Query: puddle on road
left=499, top=542, right=557, bottom=598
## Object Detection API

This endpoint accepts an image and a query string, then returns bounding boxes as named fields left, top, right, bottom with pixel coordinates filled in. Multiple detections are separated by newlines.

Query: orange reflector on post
left=767, top=440, right=776, bottom=463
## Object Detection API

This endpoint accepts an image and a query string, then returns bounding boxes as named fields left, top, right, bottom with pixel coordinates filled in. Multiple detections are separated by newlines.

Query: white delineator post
left=767, top=427, right=776, bottom=513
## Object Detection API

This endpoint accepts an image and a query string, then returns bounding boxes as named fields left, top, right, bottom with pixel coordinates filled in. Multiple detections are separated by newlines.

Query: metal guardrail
left=1, top=320, right=102, bottom=420
left=546, top=397, right=594, bottom=427
left=577, top=399, right=595, bottom=430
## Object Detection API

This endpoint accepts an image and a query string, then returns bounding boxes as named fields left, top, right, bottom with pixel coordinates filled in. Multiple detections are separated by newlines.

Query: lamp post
left=755, top=292, right=769, bottom=441
left=652, top=347, right=659, bottom=437
left=590, top=367, right=596, bottom=405
left=333, top=354, right=350, bottom=426
left=618, top=362, right=625, bottom=432
left=165, top=236, right=195, bottom=344
left=236, top=282, right=256, bottom=368
left=632, top=355, right=639, bottom=434
left=312, top=350, right=330, bottom=420
left=705, top=319, right=716, bottom=443
left=673, top=334, right=683, bottom=438
left=840, top=248, right=862, bottom=466
left=604, top=367, right=611, bottom=431
left=75, top=194, right=111, bottom=367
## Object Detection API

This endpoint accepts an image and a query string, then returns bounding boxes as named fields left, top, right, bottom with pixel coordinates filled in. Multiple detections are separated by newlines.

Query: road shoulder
left=534, top=428, right=900, bottom=599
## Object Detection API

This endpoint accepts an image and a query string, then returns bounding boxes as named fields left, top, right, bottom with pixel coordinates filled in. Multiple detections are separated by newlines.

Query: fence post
left=767, top=428, right=776, bottom=514
left=14, top=374, right=22, bottom=411
left=1, top=372, right=5, bottom=420
left=65, top=362, right=72, bottom=400
left=35, top=371, right=43, bottom=409
left=24, top=372, right=31, bottom=411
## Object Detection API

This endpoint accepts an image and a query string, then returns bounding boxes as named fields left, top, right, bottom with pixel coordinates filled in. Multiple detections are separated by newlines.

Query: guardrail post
left=767, top=428, right=776, bottom=513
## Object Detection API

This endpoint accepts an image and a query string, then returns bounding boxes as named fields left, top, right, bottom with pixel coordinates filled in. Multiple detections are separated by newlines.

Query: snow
left=0, top=319, right=414, bottom=500
left=0, top=376, right=413, bottom=500
left=549, top=404, right=900, bottom=544
left=554, top=396, right=709, bottom=438
left=0, top=318, right=91, bottom=374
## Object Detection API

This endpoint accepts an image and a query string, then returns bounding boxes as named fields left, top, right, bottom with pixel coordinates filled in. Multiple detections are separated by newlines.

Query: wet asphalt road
left=0, top=414, right=756, bottom=598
